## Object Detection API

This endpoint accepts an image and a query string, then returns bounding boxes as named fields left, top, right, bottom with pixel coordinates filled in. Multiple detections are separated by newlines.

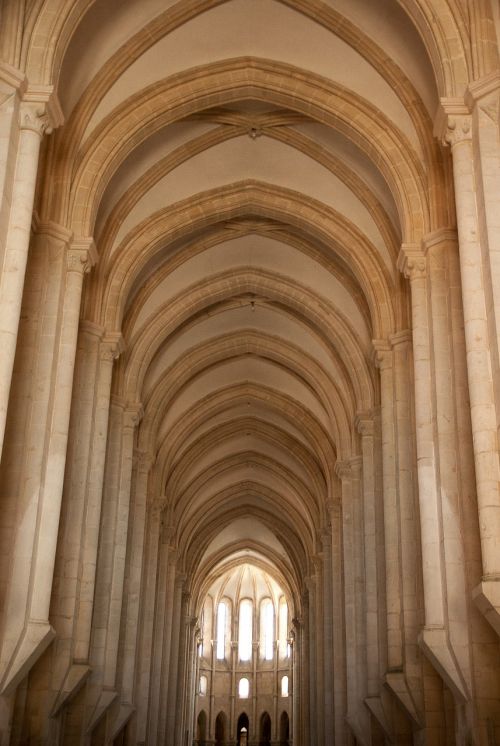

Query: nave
left=0, top=1, right=500, bottom=744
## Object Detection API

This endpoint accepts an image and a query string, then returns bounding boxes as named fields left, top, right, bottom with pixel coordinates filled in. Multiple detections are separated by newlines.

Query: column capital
left=397, top=244, right=426, bottom=281
left=355, top=411, right=374, bottom=437
left=19, top=86, right=64, bottom=135
left=134, top=449, right=154, bottom=472
left=148, top=496, right=167, bottom=518
left=100, top=332, right=125, bottom=361
left=123, top=402, right=144, bottom=429
left=334, top=459, right=352, bottom=480
left=372, top=339, right=393, bottom=370
left=67, top=237, right=97, bottom=275
left=349, top=455, right=363, bottom=475
left=434, top=100, right=471, bottom=147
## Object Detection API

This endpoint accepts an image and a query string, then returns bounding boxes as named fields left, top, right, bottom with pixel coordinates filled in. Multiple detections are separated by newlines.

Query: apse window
left=239, top=599, right=253, bottom=661
left=260, top=598, right=274, bottom=660
left=239, top=677, right=250, bottom=698
left=281, top=675, right=289, bottom=697
left=216, top=601, right=227, bottom=660
left=278, top=597, right=288, bottom=659
left=199, top=675, right=208, bottom=696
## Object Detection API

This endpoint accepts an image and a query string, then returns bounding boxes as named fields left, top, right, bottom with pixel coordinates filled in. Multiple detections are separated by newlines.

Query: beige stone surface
left=0, top=1, right=499, bottom=744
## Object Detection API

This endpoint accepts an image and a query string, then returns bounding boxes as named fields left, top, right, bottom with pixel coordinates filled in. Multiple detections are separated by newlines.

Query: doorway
left=215, top=711, right=227, bottom=745
left=237, top=712, right=250, bottom=745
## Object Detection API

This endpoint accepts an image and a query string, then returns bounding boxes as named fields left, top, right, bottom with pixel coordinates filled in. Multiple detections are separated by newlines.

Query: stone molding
left=466, top=70, right=500, bottom=105
left=67, top=237, right=98, bottom=275
left=355, top=411, right=374, bottom=437
left=371, top=339, right=392, bottom=370
left=397, top=244, right=426, bottom=280
left=434, top=99, right=471, bottom=147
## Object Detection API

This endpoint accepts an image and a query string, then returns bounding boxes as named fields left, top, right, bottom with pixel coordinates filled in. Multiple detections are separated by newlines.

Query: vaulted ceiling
left=16, top=0, right=493, bottom=597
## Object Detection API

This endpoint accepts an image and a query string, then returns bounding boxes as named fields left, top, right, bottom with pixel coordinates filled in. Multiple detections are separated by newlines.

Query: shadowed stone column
left=0, top=229, right=95, bottom=702
left=436, top=103, right=500, bottom=634
left=0, top=88, right=63, bottom=460
left=355, top=413, right=381, bottom=701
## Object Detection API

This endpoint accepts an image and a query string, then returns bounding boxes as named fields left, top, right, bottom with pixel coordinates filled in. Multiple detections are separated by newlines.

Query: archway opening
left=259, top=711, right=271, bottom=745
left=215, top=711, right=227, bottom=746
left=196, top=710, right=207, bottom=746
left=280, top=711, right=290, bottom=745
left=237, top=712, right=250, bottom=745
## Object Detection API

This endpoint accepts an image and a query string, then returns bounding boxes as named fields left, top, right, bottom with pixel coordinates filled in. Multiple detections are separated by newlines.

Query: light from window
left=281, top=675, right=289, bottom=697
left=261, top=599, right=274, bottom=660
left=216, top=602, right=226, bottom=660
left=239, top=677, right=250, bottom=698
left=239, top=599, right=253, bottom=661
left=278, top=598, right=288, bottom=659
left=199, top=675, right=207, bottom=695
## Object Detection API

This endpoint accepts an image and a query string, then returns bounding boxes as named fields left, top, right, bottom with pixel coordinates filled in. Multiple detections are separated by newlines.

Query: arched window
left=260, top=598, right=274, bottom=660
left=199, top=675, right=208, bottom=695
left=238, top=599, right=253, bottom=661
left=278, top=597, right=288, bottom=659
left=281, top=675, right=289, bottom=697
left=216, top=601, right=227, bottom=660
left=239, top=677, right=250, bottom=698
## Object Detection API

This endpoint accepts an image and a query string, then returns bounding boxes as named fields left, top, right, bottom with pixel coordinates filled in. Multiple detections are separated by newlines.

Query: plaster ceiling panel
left=142, top=305, right=345, bottom=396
left=58, top=0, right=175, bottom=116
left=168, top=405, right=316, bottom=458
left=292, top=122, right=401, bottom=234
left=112, top=137, right=390, bottom=270
left=158, top=357, right=331, bottom=439
left=132, top=236, right=370, bottom=353
left=95, top=120, right=217, bottom=238
left=171, top=435, right=315, bottom=494
left=83, top=0, right=422, bottom=156
left=202, top=521, right=287, bottom=561
left=321, top=0, right=439, bottom=115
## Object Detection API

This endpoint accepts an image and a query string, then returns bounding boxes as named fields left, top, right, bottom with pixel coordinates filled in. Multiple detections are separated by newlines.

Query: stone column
left=371, top=342, right=403, bottom=672
left=329, top=498, right=345, bottom=746
left=321, top=529, right=334, bottom=746
left=436, top=103, right=500, bottom=633
left=73, top=332, right=124, bottom=663
left=397, top=248, right=446, bottom=624
left=149, top=535, right=177, bottom=741
left=86, top=400, right=142, bottom=732
left=120, top=453, right=154, bottom=705
left=102, top=404, right=143, bottom=690
left=165, top=576, right=187, bottom=744
left=355, top=413, right=380, bottom=699
left=0, top=230, right=96, bottom=698
left=134, top=498, right=164, bottom=744
left=0, top=89, right=63, bottom=459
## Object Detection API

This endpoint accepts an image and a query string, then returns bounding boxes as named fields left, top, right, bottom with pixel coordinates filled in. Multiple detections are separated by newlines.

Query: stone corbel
left=465, top=70, right=500, bottom=120
left=50, top=663, right=91, bottom=718
left=67, top=236, right=98, bottom=275
left=21, top=84, right=64, bottom=133
left=86, top=690, right=118, bottom=735
left=397, top=243, right=426, bottom=281
left=434, top=99, right=471, bottom=148
left=0, top=620, right=55, bottom=695
left=383, top=671, right=421, bottom=728
left=107, top=704, right=135, bottom=744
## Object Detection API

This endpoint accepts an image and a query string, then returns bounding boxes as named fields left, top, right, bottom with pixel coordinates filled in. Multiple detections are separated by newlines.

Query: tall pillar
left=86, top=400, right=142, bottom=733
left=355, top=413, right=380, bottom=699
left=134, top=498, right=164, bottom=744
left=165, top=575, right=187, bottom=745
left=436, top=102, right=500, bottom=633
left=329, top=498, right=345, bottom=746
left=0, top=228, right=95, bottom=699
left=0, top=88, right=63, bottom=460
left=371, top=343, right=403, bottom=671
left=321, top=529, right=334, bottom=746
left=149, top=533, right=177, bottom=741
